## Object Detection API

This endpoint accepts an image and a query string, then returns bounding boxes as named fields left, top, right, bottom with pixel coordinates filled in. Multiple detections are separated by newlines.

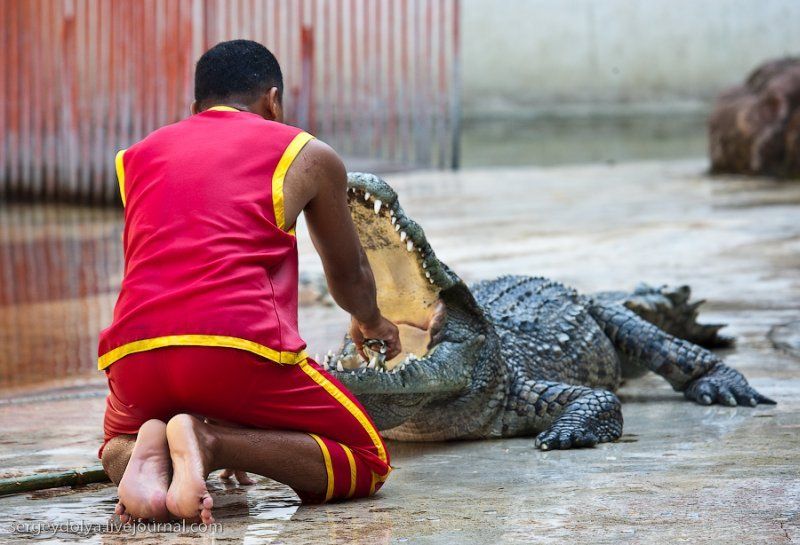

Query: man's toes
left=234, top=471, right=255, bottom=485
left=220, top=469, right=255, bottom=486
left=200, top=495, right=214, bottom=524
left=115, top=501, right=130, bottom=524
left=200, top=509, right=214, bottom=525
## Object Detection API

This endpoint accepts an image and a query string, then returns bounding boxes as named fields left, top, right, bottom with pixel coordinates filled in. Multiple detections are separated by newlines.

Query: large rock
left=709, top=57, right=800, bottom=178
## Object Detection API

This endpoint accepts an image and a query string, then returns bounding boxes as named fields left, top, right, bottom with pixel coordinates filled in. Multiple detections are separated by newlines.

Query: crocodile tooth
left=406, top=240, right=414, bottom=252
left=336, top=360, right=344, bottom=372
left=400, top=231, right=407, bottom=241
left=391, top=216, right=397, bottom=226
left=368, top=356, right=378, bottom=369
left=422, top=261, right=427, bottom=269
left=364, top=192, right=371, bottom=201
left=374, top=199, right=382, bottom=214
left=425, top=271, right=431, bottom=278
left=429, top=278, right=435, bottom=284
left=389, top=209, right=395, bottom=216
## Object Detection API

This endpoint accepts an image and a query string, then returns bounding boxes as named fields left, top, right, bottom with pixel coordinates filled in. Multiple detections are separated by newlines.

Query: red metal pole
left=450, top=0, right=461, bottom=169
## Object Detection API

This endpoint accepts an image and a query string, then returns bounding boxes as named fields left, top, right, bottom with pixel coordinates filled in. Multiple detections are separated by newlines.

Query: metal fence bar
left=1, top=0, right=461, bottom=204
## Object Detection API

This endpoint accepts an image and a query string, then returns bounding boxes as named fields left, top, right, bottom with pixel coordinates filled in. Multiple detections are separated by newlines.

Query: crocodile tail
left=590, top=284, right=734, bottom=348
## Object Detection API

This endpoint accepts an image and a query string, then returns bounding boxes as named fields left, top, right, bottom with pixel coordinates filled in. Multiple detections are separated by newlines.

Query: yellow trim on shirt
left=206, top=105, right=241, bottom=112
left=308, top=433, right=335, bottom=502
left=369, top=472, right=377, bottom=496
left=298, top=359, right=389, bottom=466
left=115, top=149, right=127, bottom=207
left=340, top=443, right=358, bottom=499
left=272, top=132, right=315, bottom=232
left=97, top=335, right=307, bottom=370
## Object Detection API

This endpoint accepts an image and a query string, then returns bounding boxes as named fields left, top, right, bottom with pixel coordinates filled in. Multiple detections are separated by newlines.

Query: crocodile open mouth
left=320, top=173, right=454, bottom=384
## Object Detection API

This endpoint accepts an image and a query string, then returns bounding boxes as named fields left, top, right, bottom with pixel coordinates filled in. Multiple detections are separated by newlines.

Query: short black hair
left=194, top=40, right=283, bottom=107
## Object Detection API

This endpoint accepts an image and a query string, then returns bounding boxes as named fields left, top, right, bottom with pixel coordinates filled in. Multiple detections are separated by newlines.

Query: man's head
left=192, top=40, right=284, bottom=122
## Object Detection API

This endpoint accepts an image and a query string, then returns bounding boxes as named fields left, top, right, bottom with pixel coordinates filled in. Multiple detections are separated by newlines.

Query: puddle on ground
left=0, top=478, right=302, bottom=543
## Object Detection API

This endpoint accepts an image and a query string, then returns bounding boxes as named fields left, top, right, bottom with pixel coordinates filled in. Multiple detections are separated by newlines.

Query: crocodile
left=322, top=173, right=775, bottom=450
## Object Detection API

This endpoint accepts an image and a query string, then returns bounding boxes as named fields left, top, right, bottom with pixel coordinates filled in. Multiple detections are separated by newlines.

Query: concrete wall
left=462, top=0, right=800, bottom=117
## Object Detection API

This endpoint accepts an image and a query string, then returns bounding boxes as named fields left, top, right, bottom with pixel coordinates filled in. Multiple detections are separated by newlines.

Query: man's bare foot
left=116, top=419, right=171, bottom=523
left=219, top=469, right=255, bottom=485
left=165, top=414, right=217, bottom=524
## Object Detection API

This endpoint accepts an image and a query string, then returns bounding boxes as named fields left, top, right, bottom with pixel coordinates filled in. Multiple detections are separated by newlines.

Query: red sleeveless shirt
left=98, top=106, right=314, bottom=370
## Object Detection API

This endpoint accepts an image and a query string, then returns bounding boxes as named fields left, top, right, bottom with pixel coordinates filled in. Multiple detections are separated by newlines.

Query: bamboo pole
left=0, top=466, right=109, bottom=497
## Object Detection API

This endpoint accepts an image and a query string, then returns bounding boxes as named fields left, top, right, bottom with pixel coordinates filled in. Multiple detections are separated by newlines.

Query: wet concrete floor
left=0, top=159, right=799, bottom=543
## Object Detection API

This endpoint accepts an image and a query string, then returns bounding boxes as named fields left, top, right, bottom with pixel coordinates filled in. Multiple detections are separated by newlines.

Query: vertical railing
left=0, top=0, right=461, bottom=204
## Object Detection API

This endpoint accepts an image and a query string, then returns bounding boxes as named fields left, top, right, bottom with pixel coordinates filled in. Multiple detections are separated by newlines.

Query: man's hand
left=350, top=314, right=402, bottom=362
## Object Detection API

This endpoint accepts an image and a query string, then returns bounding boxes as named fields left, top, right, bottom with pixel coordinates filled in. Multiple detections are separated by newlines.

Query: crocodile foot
left=684, top=363, right=776, bottom=406
left=534, top=390, right=623, bottom=450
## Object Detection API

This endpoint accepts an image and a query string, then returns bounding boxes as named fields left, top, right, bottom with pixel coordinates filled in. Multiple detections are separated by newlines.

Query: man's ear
left=190, top=101, right=200, bottom=115
left=266, top=87, right=283, bottom=122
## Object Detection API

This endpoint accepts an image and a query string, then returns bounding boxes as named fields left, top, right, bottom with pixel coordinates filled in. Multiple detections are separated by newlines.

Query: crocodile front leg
left=590, top=302, right=775, bottom=406
left=505, top=379, right=623, bottom=450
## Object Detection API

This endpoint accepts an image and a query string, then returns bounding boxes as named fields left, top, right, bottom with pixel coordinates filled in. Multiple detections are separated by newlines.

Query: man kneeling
left=98, top=40, right=401, bottom=523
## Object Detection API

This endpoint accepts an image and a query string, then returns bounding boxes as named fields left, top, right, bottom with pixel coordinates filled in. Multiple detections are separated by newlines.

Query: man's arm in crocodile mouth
left=285, top=139, right=403, bottom=361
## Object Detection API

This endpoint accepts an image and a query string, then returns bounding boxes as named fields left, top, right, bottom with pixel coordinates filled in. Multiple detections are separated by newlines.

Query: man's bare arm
left=284, top=139, right=401, bottom=359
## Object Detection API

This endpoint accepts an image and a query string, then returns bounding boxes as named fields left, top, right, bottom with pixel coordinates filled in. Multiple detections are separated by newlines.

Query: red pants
left=101, top=346, right=391, bottom=503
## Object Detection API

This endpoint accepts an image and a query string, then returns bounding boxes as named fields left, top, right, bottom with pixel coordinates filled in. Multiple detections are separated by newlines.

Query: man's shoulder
left=290, top=138, right=345, bottom=177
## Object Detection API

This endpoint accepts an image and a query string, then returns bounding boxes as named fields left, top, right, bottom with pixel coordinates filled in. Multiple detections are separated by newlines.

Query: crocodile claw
left=534, top=389, right=623, bottom=450
left=684, top=364, right=776, bottom=406
left=535, top=428, right=600, bottom=450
